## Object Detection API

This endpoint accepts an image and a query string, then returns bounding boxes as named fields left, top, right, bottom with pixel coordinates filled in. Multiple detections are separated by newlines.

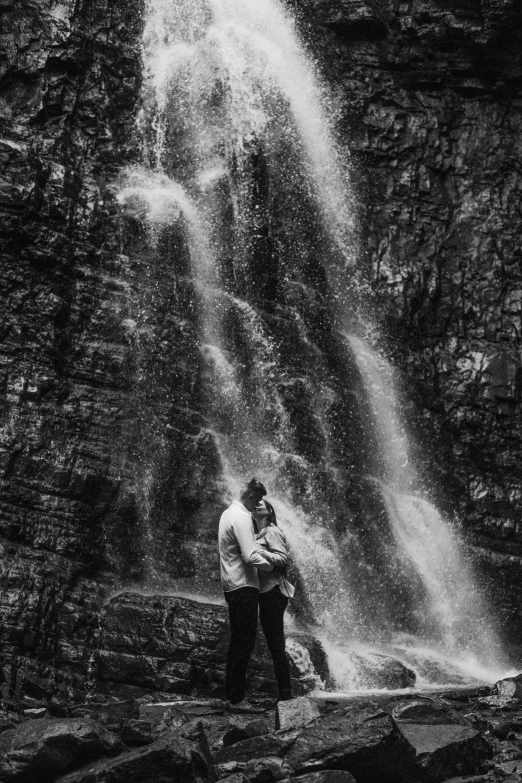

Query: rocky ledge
left=2, top=681, right=522, bottom=783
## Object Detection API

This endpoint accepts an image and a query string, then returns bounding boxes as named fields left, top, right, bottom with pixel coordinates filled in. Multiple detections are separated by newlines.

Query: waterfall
left=347, top=335, right=508, bottom=679
left=115, top=0, right=512, bottom=688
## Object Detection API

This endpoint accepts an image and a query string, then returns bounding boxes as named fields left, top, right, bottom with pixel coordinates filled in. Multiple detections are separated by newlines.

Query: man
left=218, top=478, right=285, bottom=712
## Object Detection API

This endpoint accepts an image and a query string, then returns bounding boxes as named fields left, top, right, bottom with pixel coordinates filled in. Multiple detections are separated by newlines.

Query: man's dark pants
left=224, top=586, right=259, bottom=704
left=259, top=585, right=292, bottom=700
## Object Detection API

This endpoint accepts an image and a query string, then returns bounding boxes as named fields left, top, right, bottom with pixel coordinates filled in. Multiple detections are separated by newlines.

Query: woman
left=253, top=499, right=294, bottom=702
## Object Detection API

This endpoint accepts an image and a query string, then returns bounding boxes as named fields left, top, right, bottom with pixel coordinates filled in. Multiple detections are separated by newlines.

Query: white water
left=118, top=0, right=513, bottom=691
left=347, top=334, right=508, bottom=679
left=140, top=0, right=355, bottom=266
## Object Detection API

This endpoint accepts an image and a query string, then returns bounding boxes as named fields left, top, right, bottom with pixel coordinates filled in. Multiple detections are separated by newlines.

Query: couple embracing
left=218, top=478, right=295, bottom=712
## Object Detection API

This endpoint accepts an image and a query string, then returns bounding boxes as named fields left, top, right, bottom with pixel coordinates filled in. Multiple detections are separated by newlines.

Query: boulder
left=215, top=732, right=299, bottom=765
left=391, top=699, right=455, bottom=725
left=493, top=674, right=522, bottom=701
left=285, top=634, right=331, bottom=691
left=216, top=761, right=248, bottom=779
left=243, top=756, right=292, bottom=783
left=223, top=717, right=271, bottom=747
left=120, top=719, right=153, bottom=746
left=56, top=732, right=205, bottom=783
left=398, top=723, right=491, bottom=782
left=276, top=697, right=320, bottom=731
left=0, top=717, right=123, bottom=782
left=283, top=702, right=410, bottom=782
left=326, top=648, right=415, bottom=691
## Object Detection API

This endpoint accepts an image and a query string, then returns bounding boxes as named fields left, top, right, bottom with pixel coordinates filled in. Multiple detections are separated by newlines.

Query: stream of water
left=116, top=0, right=512, bottom=689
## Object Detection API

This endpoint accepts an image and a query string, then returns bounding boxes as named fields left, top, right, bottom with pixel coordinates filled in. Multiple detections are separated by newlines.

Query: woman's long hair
left=264, top=500, right=277, bottom=526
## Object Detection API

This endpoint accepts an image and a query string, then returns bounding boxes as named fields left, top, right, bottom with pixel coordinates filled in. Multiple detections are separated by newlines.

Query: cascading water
left=116, top=0, right=513, bottom=688
left=345, top=335, right=509, bottom=682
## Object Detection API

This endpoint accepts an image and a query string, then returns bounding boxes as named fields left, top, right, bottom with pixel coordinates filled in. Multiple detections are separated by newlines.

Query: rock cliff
left=0, top=0, right=521, bottom=692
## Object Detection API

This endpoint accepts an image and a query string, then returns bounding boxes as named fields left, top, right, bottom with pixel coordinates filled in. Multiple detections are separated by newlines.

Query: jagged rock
left=493, top=675, right=522, bottom=701
left=216, top=761, right=248, bottom=779
left=56, top=732, right=205, bottom=783
left=398, top=723, right=491, bottom=782
left=215, top=732, right=299, bottom=765
left=120, top=719, right=153, bottom=746
left=276, top=697, right=321, bottom=731
left=0, top=717, right=123, bottom=782
left=223, top=717, right=271, bottom=747
left=283, top=702, right=409, bottom=782
left=243, top=756, right=293, bottom=783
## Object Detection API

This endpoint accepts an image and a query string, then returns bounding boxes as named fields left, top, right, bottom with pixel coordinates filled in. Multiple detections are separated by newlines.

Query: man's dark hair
left=246, top=477, right=267, bottom=496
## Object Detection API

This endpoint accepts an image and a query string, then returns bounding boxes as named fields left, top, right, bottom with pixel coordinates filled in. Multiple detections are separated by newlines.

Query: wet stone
left=120, top=719, right=153, bottom=746
left=56, top=732, right=204, bottom=783
left=276, top=697, right=321, bottom=731
left=0, top=717, right=123, bottom=782
left=398, top=723, right=491, bottom=782
left=391, top=699, right=455, bottom=725
left=243, top=756, right=292, bottom=783
left=223, top=717, right=271, bottom=747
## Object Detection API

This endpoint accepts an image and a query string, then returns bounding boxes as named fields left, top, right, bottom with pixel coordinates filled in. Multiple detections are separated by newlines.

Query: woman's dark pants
left=259, top=586, right=292, bottom=700
left=224, top=586, right=259, bottom=704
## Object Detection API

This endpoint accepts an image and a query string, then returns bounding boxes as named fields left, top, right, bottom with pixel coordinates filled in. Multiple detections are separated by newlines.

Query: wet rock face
left=0, top=0, right=521, bottom=687
left=95, top=592, right=326, bottom=700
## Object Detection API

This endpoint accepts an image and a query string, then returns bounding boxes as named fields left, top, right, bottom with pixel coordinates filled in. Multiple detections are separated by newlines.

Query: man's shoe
left=227, top=699, right=266, bottom=714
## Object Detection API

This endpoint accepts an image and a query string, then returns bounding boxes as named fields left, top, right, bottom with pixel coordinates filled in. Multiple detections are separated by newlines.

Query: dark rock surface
left=0, top=716, right=122, bottom=782
left=0, top=0, right=521, bottom=692
left=56, top=731, right=203, bottom=783
left=0, top=689, right=516, bottom=783
left=398, top=723, right=489, bottom=782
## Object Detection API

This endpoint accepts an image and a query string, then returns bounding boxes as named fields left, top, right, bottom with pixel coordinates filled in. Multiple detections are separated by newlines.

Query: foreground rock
left=398, top=723, right=490, bottom=782
left=283, top=701, right=409, bottom=782
left=493, top=674, right=522, bottom=701
left=276, top=696, right=321, bottom=731
left=0, top=718, right=122, bottom=782
left=57, top=732, right=204, bottom=783
left=3, top=687, right=519, bottom=783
